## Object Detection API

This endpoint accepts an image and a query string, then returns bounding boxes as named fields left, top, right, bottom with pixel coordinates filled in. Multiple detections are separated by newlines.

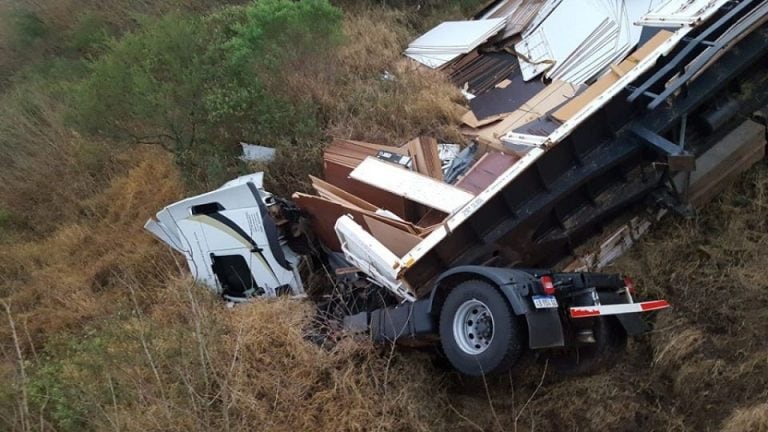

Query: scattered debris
left=444, top=142, right=479, bottom=184
left=240, top=142, right=276, bottom=162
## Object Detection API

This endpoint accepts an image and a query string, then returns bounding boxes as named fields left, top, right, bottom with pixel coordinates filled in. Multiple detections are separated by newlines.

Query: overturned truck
left=146, top=0, right=768, bottom=376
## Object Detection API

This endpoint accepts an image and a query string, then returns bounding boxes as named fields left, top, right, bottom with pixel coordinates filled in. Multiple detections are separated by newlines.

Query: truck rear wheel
left=439, top=280, right=523, bottom=376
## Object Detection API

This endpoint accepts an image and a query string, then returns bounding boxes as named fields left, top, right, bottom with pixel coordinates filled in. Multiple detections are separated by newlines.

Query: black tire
left=439, top=280, right=524, bottom=376
left=545, top=316, right=627, bottom=376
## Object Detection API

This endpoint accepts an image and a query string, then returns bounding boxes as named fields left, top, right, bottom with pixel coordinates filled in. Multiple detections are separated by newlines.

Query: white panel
left=334, top=215, right=416, bottom=301
left=521, top=0, right=563, bottom=38
left=408, top=19, right=505, bottom=48
left=404, top=52, right=461, bottom=68
left=638, top=0, right=731, bottom=26
left=405, top=19, right=506, bottom=68
left=350, top=157, right=475, bottom=214
left=515, top=0, right=608, bottom=80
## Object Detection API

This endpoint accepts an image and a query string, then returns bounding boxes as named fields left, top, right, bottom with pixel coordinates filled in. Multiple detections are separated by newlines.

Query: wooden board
left=323, top=160, right=410, bottom=219
left=688, top=120, right=767, bottom=207
left=469, top=72, right=546, bottom=119
left=455, top=151, right=520, bottom=194
left=293, top=193, right=420, bottom=251
left=471, top=80, right=582, bottom=147
left=407, top=137, right=443, bottom=180
left=461, top=110, right=511, bottom=128
left=350, top=157, right=475, bottom=214
left=551, top=30, right=673, bottom=122
left=309, top=175, right=378, bottom=212
left=362, top=215, right=422, bottom=257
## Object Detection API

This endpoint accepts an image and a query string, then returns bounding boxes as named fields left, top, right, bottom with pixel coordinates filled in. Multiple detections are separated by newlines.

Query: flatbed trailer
left=146, top=0, right=768, bottom=376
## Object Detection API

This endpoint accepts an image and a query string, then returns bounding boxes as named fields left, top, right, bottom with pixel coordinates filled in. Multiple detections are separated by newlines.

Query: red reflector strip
left=640, top=300, right=670, bottom=311
left=570, top=308, right=601, bottom=318
left=570, top=300, right=670, bottom=318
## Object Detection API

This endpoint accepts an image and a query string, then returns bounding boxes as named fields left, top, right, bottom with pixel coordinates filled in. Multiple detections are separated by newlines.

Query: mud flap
left=597, top=292, right=652, bottom=336
left=526, top=308, right=565, bottom=348
left=615, top=313, right=650, bottom=336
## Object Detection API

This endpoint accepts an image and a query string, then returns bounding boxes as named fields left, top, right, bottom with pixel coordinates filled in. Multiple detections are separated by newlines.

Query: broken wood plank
left=310, top=175, right=378, bottom=212
left=407, top=136, right=443, bottom=180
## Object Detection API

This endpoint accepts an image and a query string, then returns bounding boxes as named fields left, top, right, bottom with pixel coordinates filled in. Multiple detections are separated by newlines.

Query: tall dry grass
left=0, top=82, right=115, bottom=234
left=327, top=7, right=466, bottom=144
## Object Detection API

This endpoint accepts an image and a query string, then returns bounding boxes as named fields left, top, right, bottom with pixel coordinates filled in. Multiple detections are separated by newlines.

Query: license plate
left=532, top=295, right=558, bottom=309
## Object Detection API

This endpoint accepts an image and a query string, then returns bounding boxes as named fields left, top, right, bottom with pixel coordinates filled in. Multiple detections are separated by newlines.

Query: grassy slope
left=1, top=1, right=767, bottom=431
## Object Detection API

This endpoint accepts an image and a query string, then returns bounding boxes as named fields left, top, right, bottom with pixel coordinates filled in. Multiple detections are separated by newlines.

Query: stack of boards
left=515, top=0, right=652, bottom=83
left=404, top=19, right=507, bottom=69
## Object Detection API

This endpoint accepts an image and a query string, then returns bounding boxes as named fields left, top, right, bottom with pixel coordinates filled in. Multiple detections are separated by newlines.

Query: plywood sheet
left=310, top=175, right=378, bottom=212
left=455, top=152, right=520, bottom=194
left=407, top=137, right=443, bottom=180
left=362, top=215, right=422, bottom=257
left=293, top=193, right=419, bottom=251
left=472, top=80, right=581, bottom=145
left=323, top=160, right=409, bottom=218
left=462, top=110, right=511, bottom=128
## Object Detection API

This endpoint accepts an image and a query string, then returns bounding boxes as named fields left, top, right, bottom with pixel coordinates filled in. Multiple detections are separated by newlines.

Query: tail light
left=540, top=275, right=555, bottom=295
left=624, top=276, right=636, bottom=295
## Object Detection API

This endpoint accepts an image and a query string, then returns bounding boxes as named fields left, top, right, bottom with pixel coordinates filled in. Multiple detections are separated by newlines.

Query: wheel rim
left=452, top=299, right=494, bottom=355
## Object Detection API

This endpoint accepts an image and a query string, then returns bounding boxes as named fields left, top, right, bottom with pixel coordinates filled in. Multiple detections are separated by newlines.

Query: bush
left=66, top=13, right=111, bottom=56
left=71, top=1, right=344, bottom=188
left=227, top=0, right=343, bottom=70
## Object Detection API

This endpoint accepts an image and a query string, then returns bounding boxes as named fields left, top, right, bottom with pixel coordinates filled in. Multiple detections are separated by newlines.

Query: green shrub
left=71, top=1, right=343, bottom=187
left=66, top=13, right=111, bottom=55
left=227, top=0, right=343, bottom=70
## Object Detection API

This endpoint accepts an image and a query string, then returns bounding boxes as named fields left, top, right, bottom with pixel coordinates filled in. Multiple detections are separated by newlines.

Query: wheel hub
left=452, top=299, right=495, bottom=355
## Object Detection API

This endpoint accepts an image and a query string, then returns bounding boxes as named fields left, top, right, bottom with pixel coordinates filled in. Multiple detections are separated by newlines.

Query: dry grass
left=0, top=82, right=109, bottom=234
left=2, top=1, right=768, bottom=431
left=722, top=403, right=768, bottom=432
left=326, top=7, right=466, bottom=145
left=0, top=146, right=183, bottom=340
